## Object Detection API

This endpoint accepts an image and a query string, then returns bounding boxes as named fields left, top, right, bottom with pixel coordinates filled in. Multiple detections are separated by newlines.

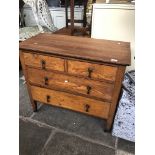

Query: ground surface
left=19, top=71, right=135, bottom=155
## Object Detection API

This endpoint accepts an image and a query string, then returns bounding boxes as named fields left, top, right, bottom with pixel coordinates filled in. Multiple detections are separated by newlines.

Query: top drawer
left=23, top=53, right=64, bottom=72
left=68, top=60, right=118, bottom=82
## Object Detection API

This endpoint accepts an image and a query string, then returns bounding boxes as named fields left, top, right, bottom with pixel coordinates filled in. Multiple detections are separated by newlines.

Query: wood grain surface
left=19, top=33, right=131, bottom=131
left=106, top=66, right=126, bottom=130
left=19, top=33, right=131, bottom=65
left=19, top=52, right=37, bottom=111
left=23, top=52, right=64, bottom=72
left=27, top=67, right=114, bottom=102
left=68, top=60, right=118, bottom=82
left=31, top=85, right=110, bottom=119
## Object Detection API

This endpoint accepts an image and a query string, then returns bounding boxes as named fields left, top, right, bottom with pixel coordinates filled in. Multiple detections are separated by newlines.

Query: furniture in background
left=53, top=0, right=90, bottom=36
left=95, top=0, right=135, bottom=3
left=19, top=0, right=25, bottom=27
left=22, top=4, right=84, bottom=29
left=19, top=33, right=131, bottom=131
left=91, top=3, right=135, bottom=70
left=19, top=0, right=57, bottom=41
left=23, top=0, right=57, bottom=31
left=64, top=0, right=88, bottom=35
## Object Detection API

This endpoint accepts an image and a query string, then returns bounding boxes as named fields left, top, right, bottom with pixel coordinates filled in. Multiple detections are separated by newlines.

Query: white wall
left=91, top=4, right=135, bottom=70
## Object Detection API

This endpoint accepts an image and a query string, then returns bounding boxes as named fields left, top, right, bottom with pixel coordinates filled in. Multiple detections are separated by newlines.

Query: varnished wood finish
left=19, top=52, right=37, bottom=112
left=65, top=0, right=68, bottom=27
left=19, top=33, right=131, bottom=66
left=31, top=86, right=110, bottom=119
left=68, top=60, right=118, bottom=82
left=54, top=26, right=90, bottom=37
left=19, top=33, right=131, bottom=131
left=70, top=0, right=74, bottom=35
left=23, top=52, right=64, bottom=71
left=27, top=67, right=114, bottom=102
left=106, top=66, right=126, bottom=131
left=53, top=26, right=91, bottom=38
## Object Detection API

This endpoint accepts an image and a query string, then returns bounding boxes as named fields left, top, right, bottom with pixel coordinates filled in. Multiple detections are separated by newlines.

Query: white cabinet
left=50, top=7, right=84, bottom=29
left=22, top=7, right=37, bottom=26
left=91, top=4, right=135, bottom=70
left=51, top=11, right=65, bottom=29
left=22, top=5, right=83, bottom=29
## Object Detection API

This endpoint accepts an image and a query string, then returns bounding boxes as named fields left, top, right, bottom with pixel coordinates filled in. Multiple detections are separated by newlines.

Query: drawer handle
left=46, top=95, right=50, bottom=102
left=44, top=77, right=48, bottom=85
left=87, top=86, right=91, bottom=94
left=41, top=60, right=46, bottom=69
left=85, top=104, right=90, bottom=112
left=88, top=68, right=93, bottom=78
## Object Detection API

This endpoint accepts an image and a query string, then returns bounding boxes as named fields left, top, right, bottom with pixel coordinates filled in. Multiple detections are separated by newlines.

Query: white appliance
left=23, top=5, right=83, bottom=29
left=91, top=4, right=135, bottom=70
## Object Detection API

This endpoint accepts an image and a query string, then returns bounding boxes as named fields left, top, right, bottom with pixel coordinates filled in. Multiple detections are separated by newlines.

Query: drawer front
left=23, top=52, right=64, bottom=72
left=68, top=60, right=117, bottom=82
left=27, top=68, right=114, bottom=102
left=31, top=86, right=110, bottom=119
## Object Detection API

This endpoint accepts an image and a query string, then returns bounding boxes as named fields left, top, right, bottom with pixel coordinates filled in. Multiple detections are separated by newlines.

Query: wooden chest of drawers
left=19, top=33, right=130, bottom=131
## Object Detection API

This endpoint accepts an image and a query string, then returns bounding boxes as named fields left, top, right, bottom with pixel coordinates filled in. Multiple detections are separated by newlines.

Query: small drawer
left=31, top=86, right=110, bottom=119
left=27, top=68, right=114, bottom=102
left=68, top=60, right=118, bottom=82
left=23, top=52, right=64, bottom=72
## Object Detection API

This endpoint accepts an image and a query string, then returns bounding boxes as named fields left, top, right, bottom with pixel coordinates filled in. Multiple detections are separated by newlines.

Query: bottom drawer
left=31, top=86, right=110, bottom=119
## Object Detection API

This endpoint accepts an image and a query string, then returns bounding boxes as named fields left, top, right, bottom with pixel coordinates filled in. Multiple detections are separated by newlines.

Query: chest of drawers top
left=19, top=33, right=131, bottom=131
left=19, top=33, right=131, bottom=66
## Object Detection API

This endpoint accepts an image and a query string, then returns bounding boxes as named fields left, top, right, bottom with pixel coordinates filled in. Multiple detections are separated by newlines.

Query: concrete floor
left=19, top=71, right=135, bottom=155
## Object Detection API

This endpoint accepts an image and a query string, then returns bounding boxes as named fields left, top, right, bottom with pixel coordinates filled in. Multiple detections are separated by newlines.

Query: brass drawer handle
left=44, top=77, right=48, bottom=85
left=87, top=67, right=93, bottom=78
left=41, top=60, right=46, bottom=69
left=85, top=104, right=90, bottom=112
left=46, top=95, right=50, bottom=102
left=87, top=86, right=91, bottom=94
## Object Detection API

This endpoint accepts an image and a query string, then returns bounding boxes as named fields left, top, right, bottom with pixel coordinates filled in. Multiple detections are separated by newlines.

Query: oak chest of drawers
left=19, top=33, right=131, bottom=131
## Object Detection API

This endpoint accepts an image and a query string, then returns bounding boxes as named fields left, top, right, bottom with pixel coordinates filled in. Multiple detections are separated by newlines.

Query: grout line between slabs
left=19, top=115, right=53, bottom=129
left=115, top=137, right=118, bottom=155
left=39, top=129, right=57, bottom=155
left=19, top=116, right=115, bottom=150
left=54, top=127, right=115, bottom=150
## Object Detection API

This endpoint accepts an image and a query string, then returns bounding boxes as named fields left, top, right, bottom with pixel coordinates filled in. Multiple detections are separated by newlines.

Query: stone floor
left=19, top=71, right=135, bottom=155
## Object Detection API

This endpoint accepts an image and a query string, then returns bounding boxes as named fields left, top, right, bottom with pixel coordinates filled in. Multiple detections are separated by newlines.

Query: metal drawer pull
left=87, top=86, right=91, bottom=94
left=85, top=104, right=90, bottom=112
left=46, top=95, right=50, bottom=102
left=87, top=67, right=93, bottom=78
left=44, top=77, right=48, bottom=85
left=41, top=60, right=46, bottom=69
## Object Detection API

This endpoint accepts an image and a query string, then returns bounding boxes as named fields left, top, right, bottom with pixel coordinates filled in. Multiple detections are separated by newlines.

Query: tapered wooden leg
left=104, top=120, right=112, bottom=132
left=32, top=100, right=37, bottom=112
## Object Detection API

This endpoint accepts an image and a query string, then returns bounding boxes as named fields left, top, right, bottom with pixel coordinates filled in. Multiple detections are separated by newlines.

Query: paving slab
left=42, top=132, right=115, bottom=155
left=117, top=138, right=135, bottom=154
left=19, top=119, right=52, bottom=155
left=33, top=104, right=116, bottom=148
left=116, top=150, right=134, bottom=155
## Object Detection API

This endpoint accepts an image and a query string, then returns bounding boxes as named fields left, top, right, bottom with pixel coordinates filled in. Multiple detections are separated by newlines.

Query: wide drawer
left=27, top=68, right=114, bottom=102
left=23, top=52, right=64, bottom=72
left=68, top=60, right=118, bottom=82
left=31, top=86, right=110, bottom=119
